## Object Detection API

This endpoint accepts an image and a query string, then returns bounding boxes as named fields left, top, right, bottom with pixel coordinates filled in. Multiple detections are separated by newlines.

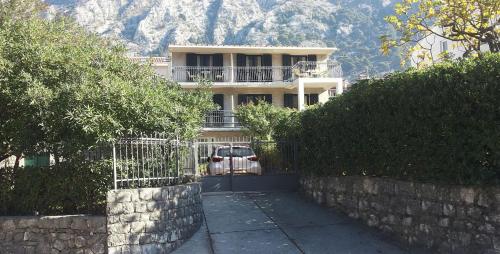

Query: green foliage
left=0, top=14, right=213, bottom=161
left=381, top=0, right=500, bottom=65
left=235, top=102, right=295, bottom=141
left=296, top=54, right=500, bottom=185
left=0, top=159, right=112, bottom=215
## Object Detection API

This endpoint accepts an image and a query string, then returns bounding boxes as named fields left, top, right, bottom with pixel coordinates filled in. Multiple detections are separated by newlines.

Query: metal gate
left=197, top=139, right=299, bottom=192
left=108, top=134, right=299, bottom=192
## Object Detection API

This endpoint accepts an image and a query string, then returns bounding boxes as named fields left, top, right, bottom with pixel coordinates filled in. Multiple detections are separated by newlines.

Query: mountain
left=45, top=0, right=401, bottom=80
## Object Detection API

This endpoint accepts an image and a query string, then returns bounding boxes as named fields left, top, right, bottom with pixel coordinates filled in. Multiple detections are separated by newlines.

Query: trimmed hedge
left=299, top=54, right=500, bottom=185
left=0, top=160, right=112, bottom=215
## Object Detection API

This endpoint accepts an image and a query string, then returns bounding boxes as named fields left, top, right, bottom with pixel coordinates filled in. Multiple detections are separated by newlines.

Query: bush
left=0, top=159, right=112, bottom=215
left=235, top=101, right=295, bottom=141
left=297, top=54, right=500, bottom=185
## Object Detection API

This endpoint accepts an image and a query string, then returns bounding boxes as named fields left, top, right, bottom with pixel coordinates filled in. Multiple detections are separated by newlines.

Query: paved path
left=173, top=192, right=424, bottom=254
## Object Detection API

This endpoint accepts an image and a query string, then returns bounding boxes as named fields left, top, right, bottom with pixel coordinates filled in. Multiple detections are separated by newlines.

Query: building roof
left=168, top=45, right=337, bottom=55
left=129, top=56, right=170, bottom=63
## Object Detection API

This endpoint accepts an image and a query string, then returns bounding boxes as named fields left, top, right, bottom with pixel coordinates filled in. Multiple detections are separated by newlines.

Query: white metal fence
left=111, top=133, right=196, bottom=189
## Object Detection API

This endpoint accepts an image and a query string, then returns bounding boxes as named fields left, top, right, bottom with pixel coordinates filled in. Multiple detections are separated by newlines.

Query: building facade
left=131, top=45, right=344, bottom=140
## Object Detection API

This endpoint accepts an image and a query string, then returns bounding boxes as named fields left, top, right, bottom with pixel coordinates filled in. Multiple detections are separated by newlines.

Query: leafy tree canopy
left=235, top=102, right=295, bottom=141
left=0, top=1, right=214, bottom=163
left=381, top=0, right=500, bottom=65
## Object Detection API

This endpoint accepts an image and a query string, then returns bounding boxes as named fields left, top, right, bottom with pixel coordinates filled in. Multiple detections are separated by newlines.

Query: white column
left=336, top=80, right=344, bottom=96
left=298, top=79, right=305, bottom=111
left=230, top=94, right=235, bottom=127
left=230, top=53, right=234, bottom=83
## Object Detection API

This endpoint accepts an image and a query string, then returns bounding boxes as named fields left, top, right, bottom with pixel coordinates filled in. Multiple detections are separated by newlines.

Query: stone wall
left=301, top=176, right=500, bottom=254
left=106, top=183, right=203, bottom=254
left=0, top=215, right=107, bottom=253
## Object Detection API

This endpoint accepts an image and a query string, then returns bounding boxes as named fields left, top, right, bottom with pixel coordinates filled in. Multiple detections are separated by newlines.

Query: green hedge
left=299, top=54, right=500, bottom=185
left=0, top=160, right=112, bottom=215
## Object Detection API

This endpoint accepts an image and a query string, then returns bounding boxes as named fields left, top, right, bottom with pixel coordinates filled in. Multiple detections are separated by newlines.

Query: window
left=237, top=94, right=272, bottom=105
left=216, top=148, right=231, bottom=157
left=232, top=147, right=254, bottom=157
left=440, top=41, right=448, bottom=52
left=186, top=53, right=223, bottom=67
left=284, top=94, right=319, bottom=109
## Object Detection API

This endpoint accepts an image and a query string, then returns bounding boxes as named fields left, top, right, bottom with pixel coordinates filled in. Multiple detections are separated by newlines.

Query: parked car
left=207, top=146, right=262, bottom=175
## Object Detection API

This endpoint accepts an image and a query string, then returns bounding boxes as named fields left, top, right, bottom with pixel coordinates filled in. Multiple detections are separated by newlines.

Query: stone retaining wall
left=301, top=176, right=500, bottom=254
left=0, top=215, right=107, bottom=253
left=106, top=183, right=203, bottom=254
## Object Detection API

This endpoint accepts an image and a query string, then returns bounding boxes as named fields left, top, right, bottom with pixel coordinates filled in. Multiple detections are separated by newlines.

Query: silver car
left=207, top=146, right=262, bottom=175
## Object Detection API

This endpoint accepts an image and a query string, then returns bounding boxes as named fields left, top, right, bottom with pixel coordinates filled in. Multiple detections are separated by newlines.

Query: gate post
left=193, top=141, right=199, bottom=178
left=229, top=143, right=233, bottom=191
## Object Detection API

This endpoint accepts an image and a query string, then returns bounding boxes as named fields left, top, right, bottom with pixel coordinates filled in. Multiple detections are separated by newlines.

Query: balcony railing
left=172, top=61, right=342, bottom=83
left=204, top=110, right=242, bottom=129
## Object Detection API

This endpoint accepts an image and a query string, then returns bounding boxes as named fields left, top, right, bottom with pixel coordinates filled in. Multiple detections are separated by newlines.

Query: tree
left=381, top=0, right=500, bottom=65
left=235, top=102, right=294, bottom=141
left=0, top=5, right=214, bottom=166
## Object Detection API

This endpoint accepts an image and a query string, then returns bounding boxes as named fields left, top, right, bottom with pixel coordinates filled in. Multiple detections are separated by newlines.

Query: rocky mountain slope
left=46, top=0, right=401, bottom=80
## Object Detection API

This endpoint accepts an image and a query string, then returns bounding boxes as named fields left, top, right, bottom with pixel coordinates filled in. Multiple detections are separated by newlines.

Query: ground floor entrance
left=173, top=192, right=423, bottom=254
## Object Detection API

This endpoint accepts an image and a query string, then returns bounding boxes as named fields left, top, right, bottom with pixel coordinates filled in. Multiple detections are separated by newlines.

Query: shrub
left=235, top=101, right=295, bottom=141
left=297, top=54, right=500, bottom=185
left=0, top=159, right=112, bottom=215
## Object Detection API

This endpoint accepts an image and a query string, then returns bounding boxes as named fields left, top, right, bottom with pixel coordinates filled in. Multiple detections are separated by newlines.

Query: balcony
left=203, top=110, right=242, bottom=129
left=172, top=61, right=341, bottom=83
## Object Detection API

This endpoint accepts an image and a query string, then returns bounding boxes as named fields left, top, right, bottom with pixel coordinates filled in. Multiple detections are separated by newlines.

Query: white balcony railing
left=172, top=66, right=231, bottom=82
left=172, top=61, right=341, bottom=83
left=204, top=110, right=241, bottom=129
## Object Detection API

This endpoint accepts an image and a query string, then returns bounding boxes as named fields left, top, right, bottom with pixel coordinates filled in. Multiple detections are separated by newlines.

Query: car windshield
left=232, top=147, right=254, bottom=157
left=216, top=148, right=231, bottom=157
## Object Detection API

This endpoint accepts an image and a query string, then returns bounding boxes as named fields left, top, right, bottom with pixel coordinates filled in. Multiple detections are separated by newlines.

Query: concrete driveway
left=173, top=192, right=423, bottom=254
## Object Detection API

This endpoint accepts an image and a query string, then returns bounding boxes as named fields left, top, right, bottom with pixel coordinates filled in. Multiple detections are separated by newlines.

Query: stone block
left=2, top=219, right=16, bottom=231
left=130, top=222, right=146, bottom=234
left=107, top=190, right=133, bottom=203
left=151, top=189, right=162, bottom=201
left=438, top=218, right=450, bottom=227
left=460, top=188, right=476, bottom=205
left=70, top=218, right=88, bottom=230
left=108, top=223, right=130, bottom=234
left=362, top=178, right=379, bottom=195
left=443, top=203, right=455, bottom=216
left=108, top=234, right=126, bottom=247
left=107, top=246, right=122, bottom=254
left=402, top=217, right=412, bottom=227
left=139, top=189, right=154, bottom=201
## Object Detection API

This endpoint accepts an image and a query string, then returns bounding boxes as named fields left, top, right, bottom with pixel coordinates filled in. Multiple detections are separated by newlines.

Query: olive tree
left=0, top=13, right=214, bottom=165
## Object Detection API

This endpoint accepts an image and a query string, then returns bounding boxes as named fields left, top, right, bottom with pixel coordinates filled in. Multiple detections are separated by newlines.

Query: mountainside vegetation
left=45, top=0, right=402, bottom=80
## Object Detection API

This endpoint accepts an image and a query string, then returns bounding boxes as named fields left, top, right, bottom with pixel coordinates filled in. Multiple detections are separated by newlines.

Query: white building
left=132, top=45, right=346, bottom=140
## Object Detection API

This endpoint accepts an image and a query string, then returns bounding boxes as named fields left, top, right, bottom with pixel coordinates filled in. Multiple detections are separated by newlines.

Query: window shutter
left=213, top=54, right=223, bottom=67
left=309, top=94, right=319, bottom=105
left=237, top=94, right=245, bottom=105
left=282, top=54, right=291, bottom=81
left=212, top=94, right=224, bottom=109
left=236, top=54, right=246, bottom=67
left=186, top=53, right=197, bottom=66
left=282, top=54, right=291, bottom=66
left=264, top=94, right=272, bottom=104
left=284, top=94, right=293, bottom=108
left=262, top=54, right=272, bottom=66
left=307, top=55, right=317, bottom=62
